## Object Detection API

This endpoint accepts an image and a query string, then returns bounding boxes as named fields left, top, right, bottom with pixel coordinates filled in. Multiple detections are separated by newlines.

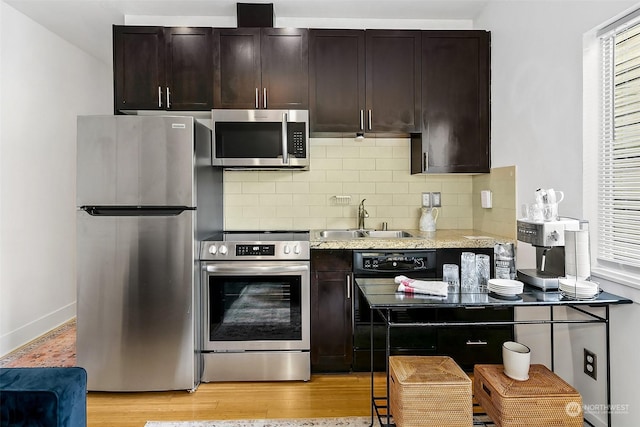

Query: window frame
left=584, top=9, right=640, bottom=290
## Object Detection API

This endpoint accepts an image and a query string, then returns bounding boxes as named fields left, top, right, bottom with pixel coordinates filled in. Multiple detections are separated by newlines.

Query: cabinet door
left=113, top=26, right=165, bottom=111
left=165, top=27, right=213, bottom=110
left=261, top=28, right=309, bottom=109
left=417, top=31, right=490, bottom=173
left=309, top=30, right=365, bottom=134
left=365, top=30, right=421, bottom=133
left=310, top=250, right=353, bottom=372
left=213, top=28, right=261, bottom=109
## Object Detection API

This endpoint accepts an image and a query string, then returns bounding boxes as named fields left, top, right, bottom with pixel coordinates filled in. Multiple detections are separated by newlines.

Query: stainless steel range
left=200, top=231, right=310, bottom=382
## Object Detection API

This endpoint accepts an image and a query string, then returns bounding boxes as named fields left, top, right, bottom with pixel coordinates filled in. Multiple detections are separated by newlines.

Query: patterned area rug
left=0, top=319, right=76, bottom=368
left=144, top=416, right=495, bottom=427
left=145, top=418, right=377, bottom=427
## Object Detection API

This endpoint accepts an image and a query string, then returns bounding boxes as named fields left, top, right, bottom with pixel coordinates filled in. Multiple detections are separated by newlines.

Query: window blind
left=599, top=21, right=640, bottom=269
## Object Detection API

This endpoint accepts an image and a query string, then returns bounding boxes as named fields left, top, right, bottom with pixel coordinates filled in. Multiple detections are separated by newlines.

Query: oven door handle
left=205, top=264, right=308, bottom=274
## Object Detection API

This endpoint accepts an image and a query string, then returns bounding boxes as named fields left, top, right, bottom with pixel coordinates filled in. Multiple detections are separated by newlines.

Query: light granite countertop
left=309, top=229, right=514, bottom=250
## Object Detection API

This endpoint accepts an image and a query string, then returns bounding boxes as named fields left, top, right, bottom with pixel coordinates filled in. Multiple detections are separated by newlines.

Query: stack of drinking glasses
left=461, top=252, right=491, bottom=292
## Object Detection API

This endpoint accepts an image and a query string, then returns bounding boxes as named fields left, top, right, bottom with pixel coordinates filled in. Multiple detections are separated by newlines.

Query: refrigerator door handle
left=81, top=206, right=192, bottom=216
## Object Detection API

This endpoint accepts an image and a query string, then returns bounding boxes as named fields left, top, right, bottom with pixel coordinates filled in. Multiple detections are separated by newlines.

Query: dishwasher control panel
left=353, top=250, right=436, bottom=276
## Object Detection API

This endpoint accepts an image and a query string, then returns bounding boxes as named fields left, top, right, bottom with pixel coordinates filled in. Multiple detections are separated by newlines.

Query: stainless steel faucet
left=358, top=199, right=369, bottom=229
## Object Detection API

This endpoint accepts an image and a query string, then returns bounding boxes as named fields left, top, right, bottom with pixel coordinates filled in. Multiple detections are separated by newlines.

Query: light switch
left=431, top=192, right=441, bottom=207
left=422, top=192, right=431, bottom=207
left=481, top=190, right=492, bottom=208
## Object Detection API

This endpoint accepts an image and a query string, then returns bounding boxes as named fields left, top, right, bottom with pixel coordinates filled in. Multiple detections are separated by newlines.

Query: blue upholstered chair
left=0, top=367, right=87, bottom=426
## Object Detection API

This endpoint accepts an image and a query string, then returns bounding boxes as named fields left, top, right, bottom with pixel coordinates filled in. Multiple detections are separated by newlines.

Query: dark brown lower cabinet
left=310, top=250, right=353, bottom=372
left=310, top=248, right=513, bottom=373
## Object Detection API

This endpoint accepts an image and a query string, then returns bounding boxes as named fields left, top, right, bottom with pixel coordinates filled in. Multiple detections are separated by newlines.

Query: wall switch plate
left=431, top=192, right=441, bottom=207
left=584, top=348, right=597, bottom=380
left=422, top=192, right=431, bottom=207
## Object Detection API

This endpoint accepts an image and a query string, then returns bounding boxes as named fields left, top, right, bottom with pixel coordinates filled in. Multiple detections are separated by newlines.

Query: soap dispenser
left=419, top=207, right=439, bottom=232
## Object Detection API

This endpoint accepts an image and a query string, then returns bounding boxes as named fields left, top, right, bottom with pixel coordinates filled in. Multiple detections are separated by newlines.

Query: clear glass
left=476, top=254, right=490, bottom=291
left=461, top=252, right=478, bottom=292
left=442, top=264, right=460, bottom=294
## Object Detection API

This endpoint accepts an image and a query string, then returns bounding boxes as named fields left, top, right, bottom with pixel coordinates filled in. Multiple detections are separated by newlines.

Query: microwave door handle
left=282, top=112, right=289, bottom=164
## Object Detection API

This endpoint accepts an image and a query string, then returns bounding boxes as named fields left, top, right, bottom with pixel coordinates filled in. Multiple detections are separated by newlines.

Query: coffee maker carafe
left=516, top=218, right=581, bottom=290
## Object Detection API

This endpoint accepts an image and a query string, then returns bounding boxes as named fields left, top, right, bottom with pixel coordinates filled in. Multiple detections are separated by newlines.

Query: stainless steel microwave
left=211, top=109, right=309, bottom=169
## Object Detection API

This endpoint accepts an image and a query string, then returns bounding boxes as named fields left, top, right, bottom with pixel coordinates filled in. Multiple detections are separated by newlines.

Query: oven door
left=202, top=261, right=310, bottom=352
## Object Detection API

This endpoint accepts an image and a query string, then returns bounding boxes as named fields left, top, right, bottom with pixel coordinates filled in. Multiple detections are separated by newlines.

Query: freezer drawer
left=76, top=115, right=196, bottom=207
left=76, top=209, right=197, bottom=391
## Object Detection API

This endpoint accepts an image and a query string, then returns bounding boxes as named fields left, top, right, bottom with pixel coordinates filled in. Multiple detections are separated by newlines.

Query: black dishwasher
left=352, top=250, right=438, bottom=371
left=352, top=249, right=514, bottom=372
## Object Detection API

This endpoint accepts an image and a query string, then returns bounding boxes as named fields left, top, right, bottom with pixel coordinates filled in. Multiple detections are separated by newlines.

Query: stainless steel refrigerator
left=76, top=115, right=222, bottom=391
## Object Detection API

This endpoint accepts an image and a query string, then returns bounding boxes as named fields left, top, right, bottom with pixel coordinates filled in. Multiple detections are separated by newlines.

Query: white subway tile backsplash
left=222, top=139, right=514, bottom=235
left=242, top=182, right=276, bottom=194
left=376, top=158, right=408, bottom=171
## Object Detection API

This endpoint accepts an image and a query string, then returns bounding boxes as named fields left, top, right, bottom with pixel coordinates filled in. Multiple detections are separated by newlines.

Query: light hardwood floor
left=87, top=373, right=388, bottom=427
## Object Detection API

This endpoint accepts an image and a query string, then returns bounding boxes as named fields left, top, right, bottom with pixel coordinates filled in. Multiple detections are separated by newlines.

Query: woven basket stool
left=474, top=364, right=583, bottom=427
left=389, top=356, right=472, bottom=427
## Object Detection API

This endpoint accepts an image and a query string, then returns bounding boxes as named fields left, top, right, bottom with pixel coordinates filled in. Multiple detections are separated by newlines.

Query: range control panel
left=200, top=240, right=310, bottom=261
left=236, top=244, right=276, bottom=256
left=353, top=250, right=437, bottom=277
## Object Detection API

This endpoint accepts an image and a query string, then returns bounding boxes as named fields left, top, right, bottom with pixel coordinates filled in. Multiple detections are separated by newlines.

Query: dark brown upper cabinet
left=113, top=26, right=213, bottom=112
left=365, top=30, right=422, bottom=133
left=412, top=31, right=491, bottom=174
left=214, top=28, right=308, bottom=109
left=309, top=30, right=365, bottom=134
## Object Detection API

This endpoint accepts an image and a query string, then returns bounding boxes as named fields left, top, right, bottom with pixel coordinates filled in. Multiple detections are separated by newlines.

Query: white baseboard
left=0, top=302, right=76, bottom=357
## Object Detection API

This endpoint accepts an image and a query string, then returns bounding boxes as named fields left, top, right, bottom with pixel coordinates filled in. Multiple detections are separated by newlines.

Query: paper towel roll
left=564, top=229, right=590, bottom=280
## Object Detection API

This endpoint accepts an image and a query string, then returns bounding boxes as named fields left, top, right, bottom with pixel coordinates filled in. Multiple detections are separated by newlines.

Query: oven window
left=209, top=275, right=302, bottom=341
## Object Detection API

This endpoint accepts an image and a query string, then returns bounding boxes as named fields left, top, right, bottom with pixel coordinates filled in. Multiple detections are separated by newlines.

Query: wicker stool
left=474, top=364, right=583, bottom=427
left=389, top=356, right=473, bottom=427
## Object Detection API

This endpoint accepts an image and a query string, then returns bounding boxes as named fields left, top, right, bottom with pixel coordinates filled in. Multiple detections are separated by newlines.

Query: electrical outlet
left=584, top=348, right=597, bottom=380
left=422, top=192, right=431, bottom=207
left=431, top=192, right=442, bottom=207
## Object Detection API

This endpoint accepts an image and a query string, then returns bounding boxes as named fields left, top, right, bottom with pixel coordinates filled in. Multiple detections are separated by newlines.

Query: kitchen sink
left=317, top=229, right=413, bottom=239
left=318, top=230, right=366, bottom=239
left=363, top=230, right=413, bottom=238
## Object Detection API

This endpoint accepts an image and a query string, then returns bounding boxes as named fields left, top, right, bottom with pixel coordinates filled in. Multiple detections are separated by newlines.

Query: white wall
left=0, top=2, right=112, bottom=355
left=476, top=1, right=638, bottom=425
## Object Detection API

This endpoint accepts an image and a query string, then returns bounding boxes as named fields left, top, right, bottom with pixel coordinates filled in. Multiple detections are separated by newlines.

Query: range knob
left=294, top=245, right=301, bottom=254
left=219, top=245, right=228, bottom=255
left=284, top=245, right=291, bottom=254
left=208, top=245, right=218, bottom=255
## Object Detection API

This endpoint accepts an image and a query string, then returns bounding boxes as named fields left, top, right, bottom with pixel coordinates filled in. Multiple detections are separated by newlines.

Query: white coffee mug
left=502, top=341, right=531, bottom=381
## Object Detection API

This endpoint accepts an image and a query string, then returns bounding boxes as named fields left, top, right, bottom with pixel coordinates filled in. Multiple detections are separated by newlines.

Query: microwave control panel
left=288, top=122, right=307, bottom=158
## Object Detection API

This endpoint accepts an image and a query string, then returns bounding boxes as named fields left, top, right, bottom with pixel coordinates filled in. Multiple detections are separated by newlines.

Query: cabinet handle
left=158, top=86, right=162, bottom=108
left=368, top=110, right=372, bottom=130
left=360, top=110, right=364, bottom=131
left=263, top=88, right=267, bottom=109
left=255, top=88, right=259, bottom=109
left=346, top=274, right=351, bottom=299
left=423, top=152, right=427, bottom=173
left=166, top=87, right=171, bottom=109
left=466, top=340, right=488, bottom=346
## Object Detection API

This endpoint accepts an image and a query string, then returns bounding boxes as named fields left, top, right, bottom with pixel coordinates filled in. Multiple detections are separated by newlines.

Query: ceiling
left=4, top=0, right=490, bottom=63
